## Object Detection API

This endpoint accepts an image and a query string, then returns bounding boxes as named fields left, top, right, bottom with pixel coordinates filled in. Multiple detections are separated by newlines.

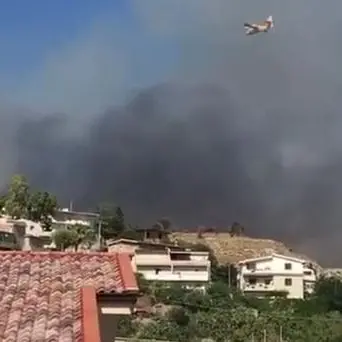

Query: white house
left=51, top=208, right=100, bottom=228
left=132, top=247, right=211, bottom=289
left=237, top=254, right=316, bottom=299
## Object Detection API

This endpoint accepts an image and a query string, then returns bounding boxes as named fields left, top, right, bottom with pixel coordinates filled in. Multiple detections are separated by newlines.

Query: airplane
left=244, top=15, right=274, bottom=36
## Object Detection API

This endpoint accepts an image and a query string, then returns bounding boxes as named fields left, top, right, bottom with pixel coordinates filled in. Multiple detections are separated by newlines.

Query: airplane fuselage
left=245, top=25, right=269, bottom=35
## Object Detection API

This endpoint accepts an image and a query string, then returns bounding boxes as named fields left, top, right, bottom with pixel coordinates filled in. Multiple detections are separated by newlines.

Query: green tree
left=52, top=228, right=78, bottom=251
left=71, top=224, right=96, bottom=250
left=138, top=318, right=188, bottom=341
left=116, top=316, right=138, bottom=338
left=313, top=276, right=342, bottom=313
left=5, top=174, right=30, bottom=219
left=167, top=307, right=190, bottom=326
left=52, top=224, right=96, bottom=251
left=27, top=191, right=57, bottom=231
left=0, top=194, right=6, bottom=216
left=99, top=203, right=126, bottom=240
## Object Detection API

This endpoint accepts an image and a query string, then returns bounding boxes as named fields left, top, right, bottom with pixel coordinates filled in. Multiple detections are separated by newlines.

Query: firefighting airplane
left=244, top=15, right=274, bottom=36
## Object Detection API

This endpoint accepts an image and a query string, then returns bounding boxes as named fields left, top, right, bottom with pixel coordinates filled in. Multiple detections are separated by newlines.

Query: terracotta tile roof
left=0, top=251, right=138, bottom=342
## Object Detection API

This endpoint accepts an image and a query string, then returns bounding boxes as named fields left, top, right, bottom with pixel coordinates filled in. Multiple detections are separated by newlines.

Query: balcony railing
left=243, top=282, right=275, bottom=291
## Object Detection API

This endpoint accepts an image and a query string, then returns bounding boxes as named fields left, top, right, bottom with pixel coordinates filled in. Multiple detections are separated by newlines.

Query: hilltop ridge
left=170, top=232, right=318, bottom=266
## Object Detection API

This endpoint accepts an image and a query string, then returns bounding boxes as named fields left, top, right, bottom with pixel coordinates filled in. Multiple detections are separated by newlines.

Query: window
left=284, top=263, right=292, bottom=270
left=155, top=268, right=160, bottom=274
left=264, top=279, right=271, bottom=285
left=249, top=277, right=257, bottom=285
left=285, top=278, right=292, bottom=286
left=246, top=263, right=256, bottom=270
left=146, top=232, right=150, bottom=238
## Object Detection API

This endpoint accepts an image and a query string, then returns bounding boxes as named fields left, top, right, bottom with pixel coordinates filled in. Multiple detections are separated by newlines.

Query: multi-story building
left=0, top=207, right=100, bottom=251
left=237, top=254, right=316, bottom=299
left=51, top=208, right=100, bottom=229
left=132, top=247, right=211, bottom=289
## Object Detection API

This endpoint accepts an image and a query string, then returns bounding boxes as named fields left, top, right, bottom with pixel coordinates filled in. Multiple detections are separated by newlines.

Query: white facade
left=133, top=248, right=211, bottom=288
left=237, top=254, right=316, bottom=299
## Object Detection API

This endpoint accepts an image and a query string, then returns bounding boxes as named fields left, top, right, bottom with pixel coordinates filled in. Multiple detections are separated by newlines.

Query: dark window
left=285, top=278, right=292, bottom=286
left=285, top=263, right=292, bottom=270
left=249, top=277, right=257, bottom=285
left=246, top=263, right=256, bottom=270
left=265, top=279, right=271, bottom=285
left=146, top=232, right=150, bottom=238
left=158, top=233, right=162, bottom=239
left=155, top=268, right=160, bottom=274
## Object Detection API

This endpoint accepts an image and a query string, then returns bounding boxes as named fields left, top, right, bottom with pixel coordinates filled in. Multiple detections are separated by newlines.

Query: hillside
left=170, top=232, right=317, bottom=266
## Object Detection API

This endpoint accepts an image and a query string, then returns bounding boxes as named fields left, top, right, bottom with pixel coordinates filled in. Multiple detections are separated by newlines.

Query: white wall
left=238, top=255, right=313, bottom=299
left=137, top=264, right=209, bottom=282
left=240, top=256, right=304, bottom=275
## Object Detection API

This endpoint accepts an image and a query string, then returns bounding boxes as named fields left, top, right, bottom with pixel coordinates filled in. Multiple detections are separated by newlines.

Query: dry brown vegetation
left=170, top=232, right=316, bottom=265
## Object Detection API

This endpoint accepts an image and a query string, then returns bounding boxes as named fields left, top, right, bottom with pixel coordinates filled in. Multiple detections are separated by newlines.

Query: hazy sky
left=1, top=0, right=342, bottom=265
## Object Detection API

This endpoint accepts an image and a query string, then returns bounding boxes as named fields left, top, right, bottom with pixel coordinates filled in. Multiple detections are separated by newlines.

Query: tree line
left=117, top=276, right=342, bottom=341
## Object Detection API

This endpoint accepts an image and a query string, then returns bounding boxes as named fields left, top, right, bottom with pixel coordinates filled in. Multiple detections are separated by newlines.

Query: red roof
left=0, top=251, right=138, bottom=342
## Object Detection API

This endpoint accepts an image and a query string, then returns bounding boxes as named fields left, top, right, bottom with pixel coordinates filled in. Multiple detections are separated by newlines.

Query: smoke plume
left=2, top=0, right=342, bottom=265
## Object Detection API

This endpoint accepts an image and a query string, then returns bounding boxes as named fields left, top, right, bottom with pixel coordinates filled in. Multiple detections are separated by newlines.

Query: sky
left=2, top=0, right=342, bottom=265
left=0, top=0, right=178, bottom=115
left=0, top=1, right=126, bottom=81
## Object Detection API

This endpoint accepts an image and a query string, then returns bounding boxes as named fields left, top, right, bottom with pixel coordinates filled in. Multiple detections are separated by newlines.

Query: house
left=107, top=238, right=211, bottom=288
left=0, top=251, right=139, bottom=342
left=133, top=247, right=211, bottom=289
left=107, top=238, right=185, bottom=254
left=322, top=268, right=342, bottom=279
left=135, top=225, right=170, bottom=243
left=51, top=208, right=100, bottom=229
left=0, top=209, right=101, bottom=251
left=237, top=253, right=316, bottom=299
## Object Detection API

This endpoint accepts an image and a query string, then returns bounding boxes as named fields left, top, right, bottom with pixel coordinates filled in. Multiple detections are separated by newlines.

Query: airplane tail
left=266, top=15, right=274, bottom=28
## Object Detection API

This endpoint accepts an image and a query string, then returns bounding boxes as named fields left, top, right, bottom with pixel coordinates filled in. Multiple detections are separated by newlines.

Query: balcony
left=303, top=269, right=316, bottom=282
left=135, top=256, right=171, bottom=266
left=243, top=282, right=275, bottom=292
left=140, top=270, right=209, bottom=282
left=171, top=259, right=210, bottom=267
left=243, top=267, right=274, bottom=276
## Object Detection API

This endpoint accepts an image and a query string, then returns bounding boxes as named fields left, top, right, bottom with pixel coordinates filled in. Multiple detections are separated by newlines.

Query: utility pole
left=228, top=264, right=231, bottom=287
left=279, top=325, right=283, bottom=342
left=263, top=329, right=267, bottom=342
left=97, top=220, right=102, bottom=249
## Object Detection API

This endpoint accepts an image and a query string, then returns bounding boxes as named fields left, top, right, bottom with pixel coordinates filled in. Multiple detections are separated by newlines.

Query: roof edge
left=238, top=253, right=306, bottom=265
left=116, top=253, right=139, bottom=292
left=81, top=286, right=101, bottom=342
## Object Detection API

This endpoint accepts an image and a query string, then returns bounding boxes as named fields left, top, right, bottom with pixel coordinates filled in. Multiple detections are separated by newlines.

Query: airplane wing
left=244, top=22, right=257, bottom=29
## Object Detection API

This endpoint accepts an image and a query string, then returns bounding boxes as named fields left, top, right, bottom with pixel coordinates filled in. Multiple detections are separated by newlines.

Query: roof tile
left=0, top=251, right=138, bottom=342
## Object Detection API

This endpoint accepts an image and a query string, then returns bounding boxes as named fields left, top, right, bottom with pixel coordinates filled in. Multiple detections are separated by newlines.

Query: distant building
left=0, top=207, right=100, bottom=251
left=134, top=225, right=171, bottom=243
left=51, top=208, right=100, bottom=229
left=108, top=238, right=211, bottom=289
left=133, top=247, right=211, bottom=289
left=107, top=238, right=184, bottom=254
left=237, top=253, right=316, bottom=299
left=322, top=268, right=342, bottom=279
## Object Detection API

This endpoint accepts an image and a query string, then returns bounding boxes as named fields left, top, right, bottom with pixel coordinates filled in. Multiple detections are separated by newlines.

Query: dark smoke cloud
left=3, top=0, right=342, bottom=265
